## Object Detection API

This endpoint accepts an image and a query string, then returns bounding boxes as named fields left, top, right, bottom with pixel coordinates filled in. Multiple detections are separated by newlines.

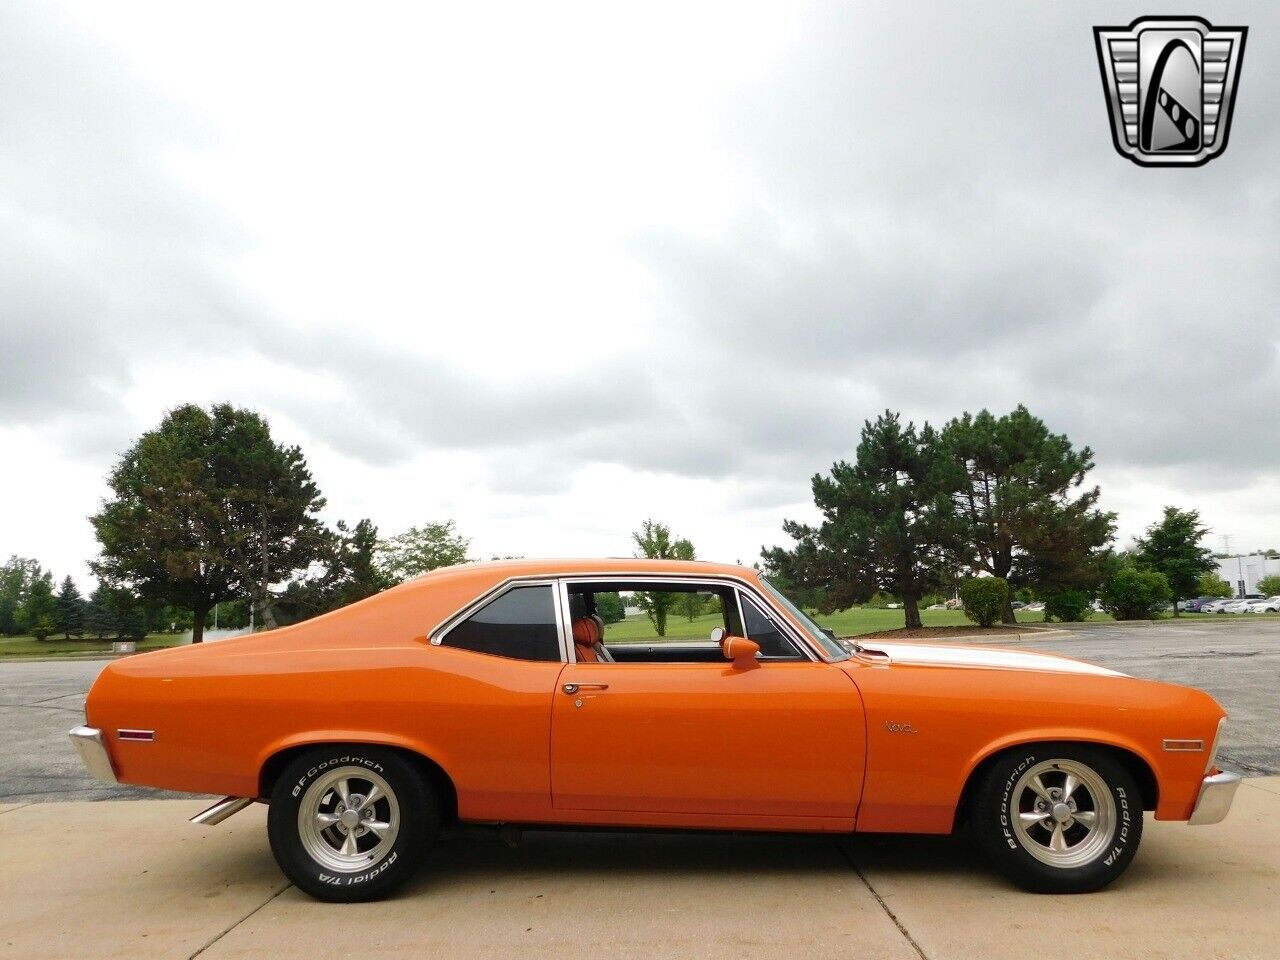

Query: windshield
left=758, top=577, right=850, bottom=661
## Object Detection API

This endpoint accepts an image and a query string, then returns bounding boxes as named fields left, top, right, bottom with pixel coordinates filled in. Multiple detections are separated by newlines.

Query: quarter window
left=442, top=585, right=561, bottom=662
left=739, top=593, right=803, bottom=660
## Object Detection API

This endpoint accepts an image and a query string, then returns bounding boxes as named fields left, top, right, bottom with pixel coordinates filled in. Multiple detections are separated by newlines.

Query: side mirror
left=721, top=635, right=760, bottom=668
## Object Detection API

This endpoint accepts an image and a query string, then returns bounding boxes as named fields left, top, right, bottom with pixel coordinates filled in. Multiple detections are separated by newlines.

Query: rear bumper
left=1188, top=770, right=1241, bottom=825
left=69, top=725, right=117, bottom=784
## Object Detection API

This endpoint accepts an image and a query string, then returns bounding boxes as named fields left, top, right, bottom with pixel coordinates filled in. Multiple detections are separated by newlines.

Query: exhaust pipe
left=191, top=796, right=254, bottom=826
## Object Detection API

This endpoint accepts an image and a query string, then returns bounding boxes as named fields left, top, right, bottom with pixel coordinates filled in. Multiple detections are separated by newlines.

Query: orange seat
left=572, top=616, right=612, bottom=663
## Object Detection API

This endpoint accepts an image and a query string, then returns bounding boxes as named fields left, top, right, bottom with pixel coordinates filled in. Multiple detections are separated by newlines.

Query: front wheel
left=974, top=744, right=1143, bottom=893
left=267, top=745, right=438, bottom=902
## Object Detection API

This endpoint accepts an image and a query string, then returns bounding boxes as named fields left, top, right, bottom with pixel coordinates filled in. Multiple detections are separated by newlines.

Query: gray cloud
left=3, top=0, right=1279, bottom=568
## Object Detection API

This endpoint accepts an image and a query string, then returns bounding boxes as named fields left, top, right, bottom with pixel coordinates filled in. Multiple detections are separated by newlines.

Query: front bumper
left=1188, top=770, right=1241, bottom=825
left=69, top=725, right=117, bottom=784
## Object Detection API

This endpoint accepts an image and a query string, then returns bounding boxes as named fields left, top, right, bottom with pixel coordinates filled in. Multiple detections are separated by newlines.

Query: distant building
left=1215, top=554, right=1280, bottom=597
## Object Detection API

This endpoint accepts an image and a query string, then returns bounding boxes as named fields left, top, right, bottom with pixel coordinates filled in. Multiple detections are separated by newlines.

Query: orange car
left=69, top=559, right=1239, bottom=901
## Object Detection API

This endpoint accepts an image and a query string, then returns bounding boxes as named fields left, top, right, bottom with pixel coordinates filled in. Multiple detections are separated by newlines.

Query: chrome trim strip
left=1188, top=770, right=1242, bottom=825
left=429, top=571, right=826, bottom=663
left=555, top=574, right=820, bottom=662
left=553, top=579, right=573, bottom=664
left=68, top=725, right=117, bottom=784
left=190, top=796, right=254, bottom=826
left=1162, top=738, right=1205, bottom=752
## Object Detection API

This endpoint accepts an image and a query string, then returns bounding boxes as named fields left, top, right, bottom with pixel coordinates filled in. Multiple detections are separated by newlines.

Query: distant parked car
left=1011, top=600, right=1027, bottom=610
left=926, top=603, right=947, bottom=610
left=1182, top=597, right=1221, bottom=613
left=1223, top=598, right=1262, bottom=614
left=1201, top=599, right=1233, bottom=614
left=1245, top=596, right=1280, bottom=613
left=1024, top=602, right=1045, bottom=612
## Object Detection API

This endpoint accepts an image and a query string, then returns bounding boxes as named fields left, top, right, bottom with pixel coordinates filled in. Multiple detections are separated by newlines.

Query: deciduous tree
left=1134, top=507, right=1215, bottom=615
left=1256, top=574, right=1280, bottom=597
left=91, top=404, right=327, bottom=641
left=631, top=519, right=695, bottom=636
left=16, top=570, right=56, bottom=638
left=376, top=521, right=471, bottom=584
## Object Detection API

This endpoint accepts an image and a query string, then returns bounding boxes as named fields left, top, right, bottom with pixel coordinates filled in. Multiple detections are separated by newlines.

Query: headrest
left=572, top=617, right=600, bottom=645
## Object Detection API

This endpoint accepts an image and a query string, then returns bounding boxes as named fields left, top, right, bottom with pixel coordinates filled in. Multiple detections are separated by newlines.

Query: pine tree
left=940, top=406, right=1115, bottom=623
left=764, top=412, right=961, bottom=629
left=84, top=586, right=120, bottom=640
left=55, top=576, right=86, bottom=638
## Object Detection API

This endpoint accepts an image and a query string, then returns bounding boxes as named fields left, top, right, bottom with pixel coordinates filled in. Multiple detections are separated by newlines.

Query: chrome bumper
left=1188, top=770, right=1242, bottom=825
left=68, top=725, right=117, bottom=784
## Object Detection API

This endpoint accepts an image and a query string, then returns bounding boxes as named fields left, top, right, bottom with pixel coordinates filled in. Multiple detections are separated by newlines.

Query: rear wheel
left=267, top=745, right=437, bottom=902
left=974, top=744, right=1143, bottom=893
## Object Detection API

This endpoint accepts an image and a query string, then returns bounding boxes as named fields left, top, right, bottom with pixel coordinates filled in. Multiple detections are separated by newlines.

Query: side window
left=739, top=593, right=803, bottom=660
left=442, top=585, right=561, bottom=662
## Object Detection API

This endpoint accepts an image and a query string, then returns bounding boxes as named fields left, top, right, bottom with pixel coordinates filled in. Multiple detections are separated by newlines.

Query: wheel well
left=258, top=742, right=459, bottom=824
left=951, top=740, right=1159, bottom=832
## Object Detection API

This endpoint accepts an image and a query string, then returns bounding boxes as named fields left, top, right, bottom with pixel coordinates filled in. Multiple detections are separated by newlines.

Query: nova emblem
left=884, top=721, right=917, bottom=734
left=1093, top=17, right=1246, bottom=167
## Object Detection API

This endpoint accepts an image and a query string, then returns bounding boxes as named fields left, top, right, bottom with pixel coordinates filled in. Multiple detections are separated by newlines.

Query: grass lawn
left=0, top=633, right=187, bottom=658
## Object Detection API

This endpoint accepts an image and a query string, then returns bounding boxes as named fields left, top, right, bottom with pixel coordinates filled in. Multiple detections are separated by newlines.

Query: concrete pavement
left=2, top=783, right=1277, bottom=960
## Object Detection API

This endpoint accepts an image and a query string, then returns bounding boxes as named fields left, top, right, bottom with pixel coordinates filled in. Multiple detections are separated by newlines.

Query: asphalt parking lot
left=1, top=619, right=1278, bottom=959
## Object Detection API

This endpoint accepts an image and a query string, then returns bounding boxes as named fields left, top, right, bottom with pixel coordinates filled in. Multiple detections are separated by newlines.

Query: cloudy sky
left=2, top=1, right=1278, bottom=586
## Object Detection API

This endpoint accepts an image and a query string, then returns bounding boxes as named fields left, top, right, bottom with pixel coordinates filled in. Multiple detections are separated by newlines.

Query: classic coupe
left=70, top=559, right=1240, bottom=901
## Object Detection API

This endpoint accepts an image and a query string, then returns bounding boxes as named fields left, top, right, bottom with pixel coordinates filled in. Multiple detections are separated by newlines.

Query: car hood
left=856, top=640, right=1128, bottom=677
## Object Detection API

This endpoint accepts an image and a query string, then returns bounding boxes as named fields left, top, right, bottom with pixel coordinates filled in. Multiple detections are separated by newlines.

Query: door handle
left=562, top=682, right=609, bottom=694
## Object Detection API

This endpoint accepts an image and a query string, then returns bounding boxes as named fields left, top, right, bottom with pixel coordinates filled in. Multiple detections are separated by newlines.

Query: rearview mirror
left=721, top=635, right=760, bottom=668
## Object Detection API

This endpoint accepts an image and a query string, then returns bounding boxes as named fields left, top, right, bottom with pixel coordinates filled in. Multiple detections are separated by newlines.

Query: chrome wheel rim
left=1010, top=759, right=1115, bottom=868
left=297, top=766, right=400, bottom=873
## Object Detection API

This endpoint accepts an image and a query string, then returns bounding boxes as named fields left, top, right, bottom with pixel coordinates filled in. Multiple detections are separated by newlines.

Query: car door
left=550, top=584, right=865, bottom=821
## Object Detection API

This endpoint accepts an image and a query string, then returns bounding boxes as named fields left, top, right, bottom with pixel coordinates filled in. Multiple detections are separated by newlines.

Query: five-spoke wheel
left=268, top=746, right=437, bottom=902
left=974, top=744, right=1143, bottom=893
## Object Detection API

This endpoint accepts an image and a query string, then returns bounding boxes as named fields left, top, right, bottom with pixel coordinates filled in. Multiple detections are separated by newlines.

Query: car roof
left=407, top=557, right=762, bottom=588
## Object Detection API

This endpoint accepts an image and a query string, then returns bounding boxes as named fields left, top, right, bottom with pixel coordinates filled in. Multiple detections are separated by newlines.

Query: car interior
left=565, top=581, right=804, bottom=663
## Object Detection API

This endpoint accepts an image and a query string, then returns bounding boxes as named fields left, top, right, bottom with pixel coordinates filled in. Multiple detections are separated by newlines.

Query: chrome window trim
left=557, top=579, right=576, bottom=664
left=556, top=573, right=820, bottom=663
left=430, top=579, right=566, bottom=663
left=429, top=571, right=827, bottom=663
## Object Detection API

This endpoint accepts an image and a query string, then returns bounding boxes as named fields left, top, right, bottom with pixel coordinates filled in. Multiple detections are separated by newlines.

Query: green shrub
left=1197, top=571, right=1233, bottom=598
left=961, top=577, right=1009, bottom=628
left=29, top=616, right=56, bottom=640
left=1044, top=589, right=1091, bottom=623
left=1101, top=567, right=1171, bottom=620
left=1257, top=574, right=1280, bottom=597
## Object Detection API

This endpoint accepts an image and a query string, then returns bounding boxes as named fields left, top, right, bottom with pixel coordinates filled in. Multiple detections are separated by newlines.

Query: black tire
left=267, top=745, right=438, bottom=902
left=973, top=743, right=1143, bottom=893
